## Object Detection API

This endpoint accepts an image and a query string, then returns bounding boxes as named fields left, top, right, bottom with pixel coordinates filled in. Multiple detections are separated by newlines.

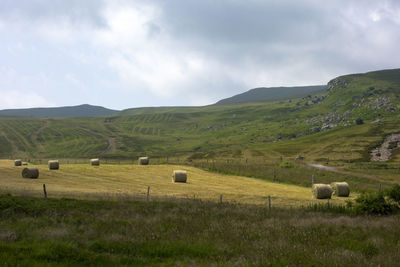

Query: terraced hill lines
left=0, top=120, right=42, bottom=155
left=0, top=160, right=353, bottom=206
left=0, top=69, right=400, bottom=163
left=78, top=126, right=116, bottom=154
left=0, top=128, right=15, bottom=157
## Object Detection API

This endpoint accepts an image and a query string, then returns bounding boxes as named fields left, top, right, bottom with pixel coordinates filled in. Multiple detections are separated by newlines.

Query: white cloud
left=0, top=66, right=55, bottom=109
left=0, top=0, right=400, bottom=108
left=370, top=12, right=381, bottom=22
left=0, top=90, right=54, bottom=109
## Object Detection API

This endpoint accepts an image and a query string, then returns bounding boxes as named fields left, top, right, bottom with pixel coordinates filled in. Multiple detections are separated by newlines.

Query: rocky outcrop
left=371, top=133, right=400, bottom=161
left=327, top=77, right=349, bottom=92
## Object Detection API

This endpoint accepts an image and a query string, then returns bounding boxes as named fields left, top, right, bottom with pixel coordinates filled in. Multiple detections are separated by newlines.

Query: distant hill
left=116, top=105, right=241, bottom=116
left=0, top=104, right=118, bottom=118
left=216, top=85, right=327, bottom=104
left=118, top=86, right=328, bottom=116
left=1, top=68, right=399, bottom=164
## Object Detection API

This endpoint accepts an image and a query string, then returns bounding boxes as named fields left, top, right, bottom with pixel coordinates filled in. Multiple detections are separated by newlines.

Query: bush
left=354, top=192, right=394, bottom=215
left=279, top=161, right=294, bottom=168
left=386, top=184, right=400, bottom=206
left=355, top=118, right=364, bottom=125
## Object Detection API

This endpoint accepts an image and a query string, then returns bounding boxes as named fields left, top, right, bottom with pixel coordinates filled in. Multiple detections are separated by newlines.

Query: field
left=0, top=160, right=354, bottom=207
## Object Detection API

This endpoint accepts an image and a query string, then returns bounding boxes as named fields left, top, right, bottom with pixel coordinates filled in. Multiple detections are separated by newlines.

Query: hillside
left=0, top=104, right=118, bottom=118
left=216, top=85, right=327, bottom=104
left=0, top=68, right=399, bottom=165
left=116, top=86, right=327, bottom=116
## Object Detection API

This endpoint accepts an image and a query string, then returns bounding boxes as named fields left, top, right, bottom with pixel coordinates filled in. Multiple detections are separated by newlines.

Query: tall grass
left=0, top=194, right=399, bottom=266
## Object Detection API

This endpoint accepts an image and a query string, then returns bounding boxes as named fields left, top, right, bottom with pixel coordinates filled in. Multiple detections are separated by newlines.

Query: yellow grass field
left=0, top=160, right=354, bottom=207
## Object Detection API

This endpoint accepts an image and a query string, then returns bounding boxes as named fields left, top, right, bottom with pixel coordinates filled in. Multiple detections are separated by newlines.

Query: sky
left=0, top=0, right=399, bottom=110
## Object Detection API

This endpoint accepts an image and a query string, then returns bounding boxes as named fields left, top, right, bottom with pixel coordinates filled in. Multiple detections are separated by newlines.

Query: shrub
left=388, top=141, right=398, bottom=150
left=354, top=192, right=394, bottom=215
left=355, top=118, right=364, bottom=125
left=279, top=161, right=294, bottom=168
left=386, top=184, right=400, bottom=206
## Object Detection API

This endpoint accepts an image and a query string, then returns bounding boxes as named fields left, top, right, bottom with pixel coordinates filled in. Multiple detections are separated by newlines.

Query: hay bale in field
left=331, top=182, right=350, bottom=197
left=138, top=157, right=149, bottom=165
left=22, top=162, right=28, bottom=166
left=22, top=167, right=39, bottom=179
left=90, top=158, right=100, bottom=166
left=48, top=160, right=59, bottom=170
left=172, top=170, right=187, bottom=183
left=312, top=184, right=332, bottom=199
left=14, top=160, right=22, bottom=166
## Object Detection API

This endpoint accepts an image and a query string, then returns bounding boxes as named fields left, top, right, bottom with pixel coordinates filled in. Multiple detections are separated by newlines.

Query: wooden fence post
left=147, top=186, right=150, bottom=201
left=43, top=184, right=47, bottom=198
left=379, top=184, right=382, bottom=192
left=268, top=195, right=271, bottom=210
left=327, top=198, right=330, bottom=208
left=312, top=174, right=315, bottom=185
left=220, top=194, right=223, bottom=204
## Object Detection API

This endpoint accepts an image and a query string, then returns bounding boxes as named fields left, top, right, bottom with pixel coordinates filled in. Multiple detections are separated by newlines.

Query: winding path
left=307, top=163, right=397, bottom=184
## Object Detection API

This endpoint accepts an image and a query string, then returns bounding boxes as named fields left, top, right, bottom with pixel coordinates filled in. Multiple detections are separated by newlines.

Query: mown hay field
left=0, top=160, right=354, bottom=207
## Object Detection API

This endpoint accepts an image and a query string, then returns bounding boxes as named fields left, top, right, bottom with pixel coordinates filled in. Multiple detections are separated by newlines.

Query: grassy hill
left=217, top=85, right=327, bottom=104
left=0, top=68, right=399, bottom=166
left=0, top=104, right=118, bottom=118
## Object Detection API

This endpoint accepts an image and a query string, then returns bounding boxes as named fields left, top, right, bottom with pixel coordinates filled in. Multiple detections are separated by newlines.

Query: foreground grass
left=0, top=194, right=400, bottom=266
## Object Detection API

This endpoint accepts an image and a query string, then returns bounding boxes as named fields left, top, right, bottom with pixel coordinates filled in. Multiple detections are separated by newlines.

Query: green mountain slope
left=216, top=85, right=327, bottom=104
left=117, top=86, right=326, bottom=116
left=0, top=69, right=399, bottom=164
left=0, top=104, right=118, bottom=118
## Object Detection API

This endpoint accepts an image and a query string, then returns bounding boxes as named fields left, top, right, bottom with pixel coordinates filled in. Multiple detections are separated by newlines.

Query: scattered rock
left=371, top=133, right=400, bottom=161
left=310, top=126, right=321, bottom=133
left=371, top=118, right=384, bottom=124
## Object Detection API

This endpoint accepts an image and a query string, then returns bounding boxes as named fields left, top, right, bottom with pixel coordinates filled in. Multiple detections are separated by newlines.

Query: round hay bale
left=138, top=157, right=149, bottom=165
left=90, top=158, right=100, bottom=166
left=22, top=167, right=39, bottom=179
left=22, top=162, right=28, bottom=166
left=331, top=182, right=350, bottom=197
left=14, top=160, right=22, bottom=166
left=48, top=160, right=59, bottom=170
left=312, top=184, right=332, bottom=199
left=172, top=170, right=187, bottom=183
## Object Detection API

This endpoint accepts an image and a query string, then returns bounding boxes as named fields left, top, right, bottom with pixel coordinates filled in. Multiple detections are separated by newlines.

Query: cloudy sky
left=0, top=0, right=399, bottom=110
